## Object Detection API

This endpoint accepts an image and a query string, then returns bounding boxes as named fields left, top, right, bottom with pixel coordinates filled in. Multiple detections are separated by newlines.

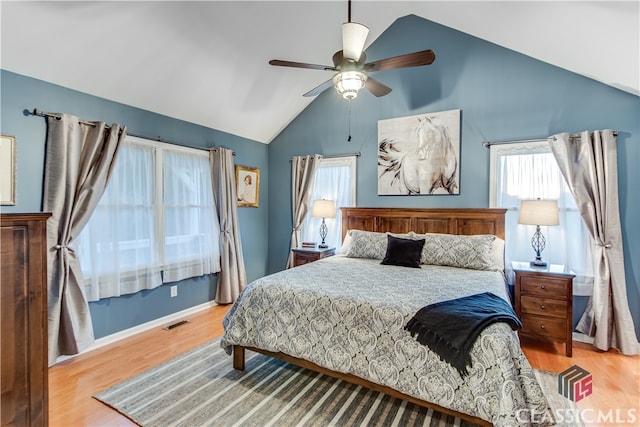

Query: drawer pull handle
left=540, top=285, right=546, bottom=290
left=540, top=305, right=546, bottom=310
left=540, top=325, right=545, bottom=329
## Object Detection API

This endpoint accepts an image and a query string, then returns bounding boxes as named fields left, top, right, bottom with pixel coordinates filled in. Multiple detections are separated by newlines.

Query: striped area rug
left=94, top=338, right=573, bottom=427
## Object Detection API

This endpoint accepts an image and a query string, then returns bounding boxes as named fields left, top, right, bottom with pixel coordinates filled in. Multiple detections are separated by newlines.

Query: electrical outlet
left=170, top=285, right=178, bottom=298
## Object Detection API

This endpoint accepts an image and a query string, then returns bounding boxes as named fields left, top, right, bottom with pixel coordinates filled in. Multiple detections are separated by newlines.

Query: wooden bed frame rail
left=232, top=344, right=491, bottom=426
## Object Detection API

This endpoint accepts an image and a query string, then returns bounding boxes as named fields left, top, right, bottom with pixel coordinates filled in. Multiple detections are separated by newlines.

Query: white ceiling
left=2, top=1, right=638, bottom=144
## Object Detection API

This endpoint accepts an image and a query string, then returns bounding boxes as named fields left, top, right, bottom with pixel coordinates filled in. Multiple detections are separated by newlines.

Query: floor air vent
left=163, top=319, right=190, bottom=330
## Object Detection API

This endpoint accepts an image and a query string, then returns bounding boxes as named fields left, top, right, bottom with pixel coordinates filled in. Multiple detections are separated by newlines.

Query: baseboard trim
left=55, top=300, right=218, bottom=364
left=572, top=331, right=595, bottom=344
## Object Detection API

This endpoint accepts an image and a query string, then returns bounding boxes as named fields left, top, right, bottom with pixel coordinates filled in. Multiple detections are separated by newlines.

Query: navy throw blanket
left=404, top=292, right=522, bottom=377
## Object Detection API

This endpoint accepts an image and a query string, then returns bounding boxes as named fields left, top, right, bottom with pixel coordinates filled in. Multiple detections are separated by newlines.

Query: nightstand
left=292, top=247, right=335, bottom=267
left=512, top=261, right=575, bottom=357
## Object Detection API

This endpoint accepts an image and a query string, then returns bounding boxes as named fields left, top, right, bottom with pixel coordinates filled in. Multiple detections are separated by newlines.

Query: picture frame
left=377, top=109, right=461, bottom=195
left=0, top=134, right=16, bottom=205
left=235, top=165, right=260, bottom=208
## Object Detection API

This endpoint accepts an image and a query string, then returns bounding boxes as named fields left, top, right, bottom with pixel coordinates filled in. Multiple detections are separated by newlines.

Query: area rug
left=94, top=338, right=580, bottom=427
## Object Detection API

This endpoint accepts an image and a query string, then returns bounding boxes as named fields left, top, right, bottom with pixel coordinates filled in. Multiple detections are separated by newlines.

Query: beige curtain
left=550, top=130, right=639, bottom=354
left=43, top=114, right=126, bottom=364
left=209, top=147, right=247, bottom=303
left=286, top=154, right=321, bottom=268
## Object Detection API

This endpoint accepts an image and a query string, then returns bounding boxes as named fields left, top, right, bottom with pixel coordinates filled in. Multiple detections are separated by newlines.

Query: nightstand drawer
left=520, top=276, right=569, bottom=299
left=292, top=247, right=335, bottom=267
left=521, top=314, right=567, bottom=340
left=521, top=296, right=568, bottom=319
left=295, top=252, right=321, bottom=264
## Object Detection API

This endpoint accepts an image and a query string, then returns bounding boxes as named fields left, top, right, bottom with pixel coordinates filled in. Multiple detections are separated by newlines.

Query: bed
left=221, top=208, right=552, bottom=427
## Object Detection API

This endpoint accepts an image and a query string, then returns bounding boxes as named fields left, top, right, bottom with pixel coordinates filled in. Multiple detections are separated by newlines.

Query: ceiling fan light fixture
left=333, top=70, right=367, bottom=99
left=342, top=22, right=369, bottom=61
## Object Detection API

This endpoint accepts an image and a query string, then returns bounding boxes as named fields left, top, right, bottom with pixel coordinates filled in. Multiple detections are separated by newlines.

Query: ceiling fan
left=269, top=0, right=436, bottom=100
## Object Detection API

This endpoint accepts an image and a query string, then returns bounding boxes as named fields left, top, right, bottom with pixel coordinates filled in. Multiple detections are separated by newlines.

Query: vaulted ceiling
left=2, top=1, right=638, bottom=144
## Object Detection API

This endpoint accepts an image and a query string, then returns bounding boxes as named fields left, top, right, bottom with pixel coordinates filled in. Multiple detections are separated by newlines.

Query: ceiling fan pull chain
left=347, top=99, right=352, bottom=142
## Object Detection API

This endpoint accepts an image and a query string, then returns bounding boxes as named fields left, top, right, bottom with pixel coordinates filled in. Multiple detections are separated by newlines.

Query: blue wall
left=0, top=70, right=269, bottom=338
left=267, top=15, right=640, bottom=337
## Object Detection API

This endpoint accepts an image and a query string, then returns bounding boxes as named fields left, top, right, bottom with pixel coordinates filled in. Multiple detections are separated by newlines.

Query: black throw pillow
left=381, top=235, right=425, bottom=268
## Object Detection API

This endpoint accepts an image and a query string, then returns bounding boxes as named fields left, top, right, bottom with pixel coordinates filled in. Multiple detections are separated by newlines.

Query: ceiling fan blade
left=303, top=78, right=334, bottom=97
left=363, top=49, right=436, bottom=72
left=365, top=77, right=392, bottom=97
left=342, top=22, right=369, bottom=61
left=269, top=59, right=336, bottom=71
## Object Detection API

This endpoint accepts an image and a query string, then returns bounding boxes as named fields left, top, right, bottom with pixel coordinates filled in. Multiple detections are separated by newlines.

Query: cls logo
left=558, top=365, right=592, bottom=402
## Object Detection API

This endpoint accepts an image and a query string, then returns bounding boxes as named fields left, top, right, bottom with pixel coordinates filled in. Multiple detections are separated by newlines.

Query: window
left=76, top=136, right=220, bottom=301
left=490, top=141, right=594, bottom=295
left=302, top=156, right=357, bottom=250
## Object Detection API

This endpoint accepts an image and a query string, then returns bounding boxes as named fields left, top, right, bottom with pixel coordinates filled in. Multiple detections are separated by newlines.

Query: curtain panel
left=209, top=147, right=247, bottom=303
left=43, top=114, right=126, bottom=364
left=301, top=156, right=357, bottom=250
left=287, top=155, right=321, bottom=269
left=162, top=149, right=221, bottom=282
left=551, top=130, right=639, bottom=354
left=76, top=142, right=162, bottom=300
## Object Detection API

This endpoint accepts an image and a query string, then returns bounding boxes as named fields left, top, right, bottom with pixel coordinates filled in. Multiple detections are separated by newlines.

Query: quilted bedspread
left=221, top=256, right=553, bottom=426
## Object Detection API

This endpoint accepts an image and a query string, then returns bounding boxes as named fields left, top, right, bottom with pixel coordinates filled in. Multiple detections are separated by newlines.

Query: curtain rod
left=28, top=108, right=234, bottom=155
left=290, top=152, right=361, bottom=161
left=482, top=131, right=619, bottom=148
left=30, top=108, right=99, bottom=127
left=482, top=137, right=548, bottom=148
left=209, top=147, right=236, bottom=156
left=324, top=152, right=361, bottom=159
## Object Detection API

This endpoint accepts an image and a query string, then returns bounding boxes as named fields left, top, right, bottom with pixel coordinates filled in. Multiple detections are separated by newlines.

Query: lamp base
left=529, top=226, right=548, bottom=268
left=318, top=218, right=329, bottom=250
left=530, top=260, right=548, bottom=268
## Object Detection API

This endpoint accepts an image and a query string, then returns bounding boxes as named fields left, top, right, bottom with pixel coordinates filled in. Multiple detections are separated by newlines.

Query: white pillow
left=489, top=236, right=505, bottom=271
left=338, top=230, right=353, bottom=254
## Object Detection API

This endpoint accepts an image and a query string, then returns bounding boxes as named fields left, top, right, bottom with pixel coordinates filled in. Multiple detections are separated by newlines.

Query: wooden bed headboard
left=341, top=208, right=507, bottom=241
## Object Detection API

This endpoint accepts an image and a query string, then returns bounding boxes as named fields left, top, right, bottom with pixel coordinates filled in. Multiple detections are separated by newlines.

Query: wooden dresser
left=1, top=213, right=50, bottom=427
left=512, top=261, right=575, bottom=357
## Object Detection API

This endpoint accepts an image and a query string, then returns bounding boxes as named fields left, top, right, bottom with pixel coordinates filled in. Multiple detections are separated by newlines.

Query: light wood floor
left=49, top=304, right=639, bottom=427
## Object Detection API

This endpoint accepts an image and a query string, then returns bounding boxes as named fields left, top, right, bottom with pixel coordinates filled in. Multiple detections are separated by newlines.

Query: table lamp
left=311, top=199, right=336, bottom=249
left=518, top=199, right=559, bottom=267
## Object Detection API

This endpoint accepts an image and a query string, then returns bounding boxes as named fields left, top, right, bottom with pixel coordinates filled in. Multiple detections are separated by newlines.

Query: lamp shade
left=342, top=22, right=369, bottom=61
left=518, top=199, right=559, bottom=226
left=312, top=199, right=336, bottom=218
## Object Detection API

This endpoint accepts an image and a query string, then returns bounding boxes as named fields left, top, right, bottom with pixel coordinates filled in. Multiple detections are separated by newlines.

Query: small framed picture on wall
left=1, top=134, right=16, bottom=205
left=235, top=165, right=260, bottom=208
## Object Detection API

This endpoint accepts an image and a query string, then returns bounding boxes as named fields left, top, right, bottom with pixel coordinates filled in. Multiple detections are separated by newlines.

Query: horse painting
left=378, top=113, right=459, bottom=195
